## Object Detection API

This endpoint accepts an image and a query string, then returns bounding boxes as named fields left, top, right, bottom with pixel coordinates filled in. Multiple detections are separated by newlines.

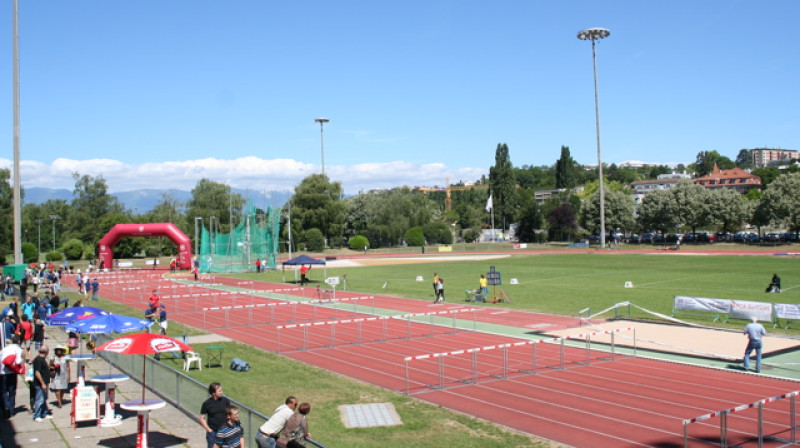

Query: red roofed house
left=693, top=164, right=761, bottom=194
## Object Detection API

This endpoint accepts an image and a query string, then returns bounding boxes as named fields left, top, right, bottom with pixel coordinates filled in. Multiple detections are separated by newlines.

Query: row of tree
left=1, top=144, right=798, bottom=261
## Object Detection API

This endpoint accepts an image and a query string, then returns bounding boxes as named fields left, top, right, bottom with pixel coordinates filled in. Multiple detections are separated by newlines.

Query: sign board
left=117, top=261, right=133, bottom=268
left=486, top=266, right=502, bottom=286
left=673, top=296, right=731, bottom=314
left=775, top=303, right=800, bottom=320
left=325, top=277, right=340, bottom=286
left=72, top=386, right=99, bottom=423
left=730, top=300, right=773, bottom=322
left=513, top=244, right=528, bottom=249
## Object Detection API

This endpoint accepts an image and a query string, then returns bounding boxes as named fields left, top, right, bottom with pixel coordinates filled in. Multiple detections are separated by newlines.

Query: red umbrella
left=96, top=333, right=192, bottom=404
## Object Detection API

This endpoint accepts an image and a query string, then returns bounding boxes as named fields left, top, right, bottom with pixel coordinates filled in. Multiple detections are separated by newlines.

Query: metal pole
left=315, top=118, right=329, bottom=176
left=35, top=218, right=42, bottom=254
left=578, top=27, right=610, bottom=249
left=12, top=0, right=22, bottom=264
left=49, top=215, right=59, bottom=251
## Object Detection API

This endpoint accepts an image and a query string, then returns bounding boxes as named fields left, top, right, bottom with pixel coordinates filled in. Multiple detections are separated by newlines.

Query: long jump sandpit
left=544, top=320, right=800, bottom=361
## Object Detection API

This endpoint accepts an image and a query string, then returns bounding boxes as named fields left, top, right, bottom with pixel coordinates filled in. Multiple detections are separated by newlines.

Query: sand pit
left=545, top=320, right=800, bottom=361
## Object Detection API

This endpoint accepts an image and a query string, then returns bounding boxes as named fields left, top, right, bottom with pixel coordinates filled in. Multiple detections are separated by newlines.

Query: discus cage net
left=198, top=201, right=281, bottom=273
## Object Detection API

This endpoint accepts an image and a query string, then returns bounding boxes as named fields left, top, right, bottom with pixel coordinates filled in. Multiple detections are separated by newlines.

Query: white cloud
left=0, top=157, right=488, bottom=195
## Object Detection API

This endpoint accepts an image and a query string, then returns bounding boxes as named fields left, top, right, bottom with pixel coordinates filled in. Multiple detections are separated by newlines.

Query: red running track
left=84, top=270, right=800, bottom=447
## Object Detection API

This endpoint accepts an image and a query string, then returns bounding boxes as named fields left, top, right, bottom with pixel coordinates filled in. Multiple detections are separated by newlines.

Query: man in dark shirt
left=201, top=382, right=232, bottom=448
left=32, top=346, right=52, bottom=421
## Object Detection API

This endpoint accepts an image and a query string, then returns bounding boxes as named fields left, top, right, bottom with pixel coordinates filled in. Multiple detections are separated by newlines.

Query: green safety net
left=198, top=201, right=281, bottom=273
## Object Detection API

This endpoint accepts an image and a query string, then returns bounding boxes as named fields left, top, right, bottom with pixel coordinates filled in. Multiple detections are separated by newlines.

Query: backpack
left=229, top=358, right=250, bottom=372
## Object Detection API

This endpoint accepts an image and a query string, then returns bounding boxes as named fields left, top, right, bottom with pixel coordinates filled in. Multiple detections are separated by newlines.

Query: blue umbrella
left=66, top=314, right=153, bottom=335
left=47, top=306, right=109, bottom=326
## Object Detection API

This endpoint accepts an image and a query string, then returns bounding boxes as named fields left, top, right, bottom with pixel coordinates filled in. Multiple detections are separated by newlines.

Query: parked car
left=733, top=231, right=760, bottom=244
left=783, top=231, right=799, bottom=243
left=715, top=231, right=734, bottom=243
left=684, top=232, right=713, bottom=244
left=641, top=233, right=655, bottom=244
left=763, top=232, right=783, bottom=244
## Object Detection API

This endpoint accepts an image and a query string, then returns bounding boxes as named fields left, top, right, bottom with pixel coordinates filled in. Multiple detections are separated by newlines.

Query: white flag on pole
left=485, top=194, right=493, bottom=212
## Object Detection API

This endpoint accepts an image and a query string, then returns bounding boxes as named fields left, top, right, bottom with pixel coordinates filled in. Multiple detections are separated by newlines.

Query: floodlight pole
left=315, top=118, right=329, bottom=176
left=12, top=0, right=22, bottom=264
left=48, top=215, right=59, bottom=251
left=577, top=27, right=610, bottom=249
left=35, top=218, right=43, bottom=254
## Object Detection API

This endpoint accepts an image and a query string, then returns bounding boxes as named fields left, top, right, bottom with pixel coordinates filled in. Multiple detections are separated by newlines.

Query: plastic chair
left=184, top=351, right=202, bottom=371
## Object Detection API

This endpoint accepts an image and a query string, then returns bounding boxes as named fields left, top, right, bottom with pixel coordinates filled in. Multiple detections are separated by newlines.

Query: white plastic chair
left=184, top=351, right=202, bottom=371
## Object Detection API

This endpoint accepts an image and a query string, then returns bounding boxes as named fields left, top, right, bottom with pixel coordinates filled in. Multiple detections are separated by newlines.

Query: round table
left=90, top=373, right=130, bottom=427
left=68, top=354, right=97, bottom=387
left=120, top=399, right=166, bottom=448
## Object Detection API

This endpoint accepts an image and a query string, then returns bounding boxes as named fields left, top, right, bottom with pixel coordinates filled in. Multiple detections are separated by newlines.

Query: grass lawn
left=231, top=251, right=800, bottom=333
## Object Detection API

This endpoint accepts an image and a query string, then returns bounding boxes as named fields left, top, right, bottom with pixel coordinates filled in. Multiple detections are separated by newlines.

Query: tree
left=647, top=165, right=672, bottom=179
left=708, top=188, right=750, bottom=233
left=404, top=227, right=425, bottom=246
left=0, top=169, right=11, bottom=261
left=22, top=242, right=38, bottom=263
left=692, top=150, right=735, bottom=177
left=488, top=143, right=517, bottom=229
left=751, top=166, right=781, bottom=188
left=671, top=180, right=711, bottom=233
left=760, top=172, right=800, bottom=231
left=554, top=146, right=581, bottom=189
left=69, top=173, right=124, bottom=245
left=547, top=203, right=578, bottom=241
left=289, top=174, right=346, bottom=249
left=637, top=189, right=679, bottom=235
left=735, top=149, right=753, bottom=169
left=515, top=196, right=544, bottom=243
left=62, top=239, right=85, bottom=260
left=582, top=189, right=635, bottom=235
left=348, top=235, right=369, bottom=251
left=186, top=178, right=244, bottom=235
left=304, top=228, right=325, bottom=252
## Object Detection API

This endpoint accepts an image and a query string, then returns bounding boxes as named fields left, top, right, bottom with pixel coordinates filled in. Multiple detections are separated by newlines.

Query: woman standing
left=50, top=345, right=70, bottom=408
left=32, top=312, right=46, bottom=352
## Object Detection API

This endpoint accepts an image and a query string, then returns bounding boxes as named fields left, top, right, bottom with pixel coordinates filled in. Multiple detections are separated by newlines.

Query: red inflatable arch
left=97, top=223, right=193, bottom=270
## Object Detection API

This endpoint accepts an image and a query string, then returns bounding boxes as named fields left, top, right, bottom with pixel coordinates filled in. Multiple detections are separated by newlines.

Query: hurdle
left=683, top=390, right=798, bottom=448
left=201, top=296, right=377, bottom=329
left=404, top=327, right=635, bottom=395
left=275, top=308, right=480, bottom=354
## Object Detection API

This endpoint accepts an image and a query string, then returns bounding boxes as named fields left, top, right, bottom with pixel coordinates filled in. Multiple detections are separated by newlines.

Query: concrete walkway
left=1, top=327, right=207, bottom=448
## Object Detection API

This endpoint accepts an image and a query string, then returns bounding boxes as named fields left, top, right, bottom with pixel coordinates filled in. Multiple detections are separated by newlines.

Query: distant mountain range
left=23, top=187, right=292, bottom=212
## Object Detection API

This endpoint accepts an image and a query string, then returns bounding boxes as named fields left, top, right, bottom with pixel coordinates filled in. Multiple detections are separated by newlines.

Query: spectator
left=277, top=402, right=311, bottom=448
left=31, top=346, right=52, bottom=422
left=214, top=405, right=245, bottom=448
left=0, top=335, right=24, bottom=418
left=200, top=382, right=232, bottom=448
left=16, top=315, right=33, bottom=362
left=256, top=396, right=298, bottom=448
left=90, top=278, right=100, bottom=301
left=743, top=316, right=767, bottom=373
left=50, top=345, right=70, bottom=408
left=32, top=313, right=46, bottom=353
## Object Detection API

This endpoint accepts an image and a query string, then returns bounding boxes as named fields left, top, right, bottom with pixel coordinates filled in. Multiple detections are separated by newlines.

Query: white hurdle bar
left=683, top=390, right=798, bottom=448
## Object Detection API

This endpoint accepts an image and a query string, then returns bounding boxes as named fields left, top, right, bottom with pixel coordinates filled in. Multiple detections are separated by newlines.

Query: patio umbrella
left=47, top=306, right=109, bottom=326
left=96, top=333, right=192, bottom=404
left=65, top=313, right=153, bottom=334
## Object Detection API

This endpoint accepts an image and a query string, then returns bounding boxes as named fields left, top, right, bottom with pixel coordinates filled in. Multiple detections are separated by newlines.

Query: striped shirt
left=214, top=421, right=244, bottom=448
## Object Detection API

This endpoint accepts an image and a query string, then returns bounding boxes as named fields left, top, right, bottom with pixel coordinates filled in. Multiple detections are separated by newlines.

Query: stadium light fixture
left=315, top=118, right=330, bottom=176
left=577, top=27, right=610, bottom=249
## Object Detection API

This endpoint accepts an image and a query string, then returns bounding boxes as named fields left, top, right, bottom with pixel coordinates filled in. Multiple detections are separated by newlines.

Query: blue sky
left=1, top=1, right=797, bottom=195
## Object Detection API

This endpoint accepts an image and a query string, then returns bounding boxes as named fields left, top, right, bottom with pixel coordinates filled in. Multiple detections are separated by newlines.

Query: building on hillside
left=628, top=177, right=683, bottom=205
left=693, top=164, right=761, bottom=193
left=533, top=186, right=585, bottom=205
left=751, top=148, right=798, bottom=168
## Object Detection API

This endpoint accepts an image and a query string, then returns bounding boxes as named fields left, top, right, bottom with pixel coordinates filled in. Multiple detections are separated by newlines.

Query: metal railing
left=95, top=333, right=328, bottom=448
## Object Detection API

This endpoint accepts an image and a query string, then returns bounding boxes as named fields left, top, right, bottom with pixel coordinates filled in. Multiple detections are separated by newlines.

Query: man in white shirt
left=255, top=396, right=297, bottom=448
left=1, top=335, right=24, bottom=418
left=743, top=316, right=767, bottom=373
